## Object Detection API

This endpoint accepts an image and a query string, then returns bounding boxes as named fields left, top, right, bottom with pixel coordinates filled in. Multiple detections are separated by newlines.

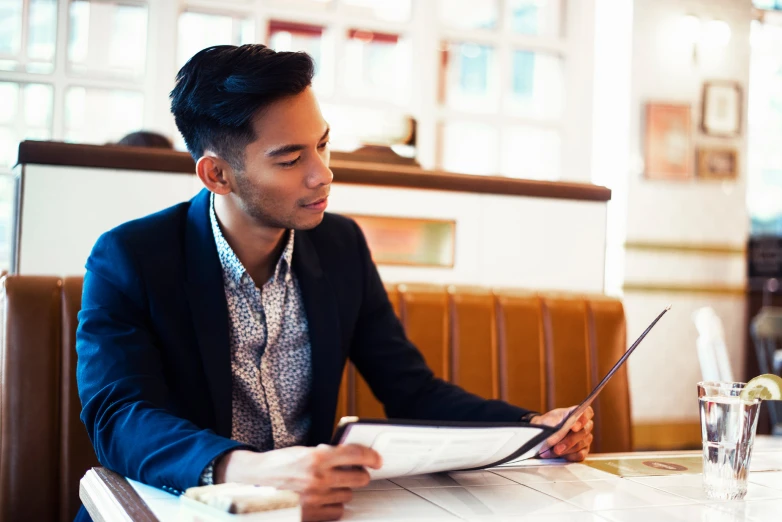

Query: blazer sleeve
left=346, top=221, right=532, bottom=422
left=77, top=231, right=249, bottom=492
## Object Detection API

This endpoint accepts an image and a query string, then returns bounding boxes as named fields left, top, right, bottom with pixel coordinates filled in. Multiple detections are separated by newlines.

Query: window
left=436, top=0, right=566, bottom=178
left=438, top=0, right=498, bottom=31
left=342, top=0, right=411, bottom=22
left=64, top=87, right=143, bottom=144
left=753, top=0, right=782, bottom=10
left=509, top=50, right=563, bottom=119
left=509, top=0, right=562, bottom=37
left=501, top=125, right=560, bottom=180
left=178, top=11, right=255, bottom=68
left=0, top=0, right=579, bottom=180
left=441, top=121, right=498, bottom=175
left=268, top=20, right=329, bottom=92
left=344, top=30, right=410, bottom=104
left=748, top=18, right=782, bottom=234
left=0, top=0, right=57, bottom=73
left=0, top=81, right=53, bottom=167
left=68, top=0, right=149, bottom=79
left=442, top=42, right=498, bottom=113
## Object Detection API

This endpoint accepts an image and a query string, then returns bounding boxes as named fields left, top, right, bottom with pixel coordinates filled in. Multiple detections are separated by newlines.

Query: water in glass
left=698, top=383, right=761, bottom=500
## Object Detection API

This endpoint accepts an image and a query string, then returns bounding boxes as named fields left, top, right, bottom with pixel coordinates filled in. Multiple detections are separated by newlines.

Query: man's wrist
left=520, top=411, right=540, bottom=424
left=199, top=458, right=218, bottom=486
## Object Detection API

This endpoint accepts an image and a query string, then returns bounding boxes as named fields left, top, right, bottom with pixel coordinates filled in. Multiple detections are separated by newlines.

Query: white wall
left=329, top=185, right=607, bottom=292
left=622, top=0, right=753, bottom=424
left=15, top=164, right=608, bottom=294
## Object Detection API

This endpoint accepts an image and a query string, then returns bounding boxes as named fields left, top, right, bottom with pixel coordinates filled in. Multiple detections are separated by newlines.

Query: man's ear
left=196, top=154, right=233, bottom=195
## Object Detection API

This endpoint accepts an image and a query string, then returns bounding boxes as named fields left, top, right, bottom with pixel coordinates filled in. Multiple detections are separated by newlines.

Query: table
left=81, top=439, right=782, bottom=522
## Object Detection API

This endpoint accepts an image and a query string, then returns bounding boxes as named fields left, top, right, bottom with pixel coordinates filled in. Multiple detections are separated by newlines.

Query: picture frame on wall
left=697, top=147, right=738, bottom=180
left=701, top=81, right=742, bottom=137
left=644, top=103, right=693, bottom=180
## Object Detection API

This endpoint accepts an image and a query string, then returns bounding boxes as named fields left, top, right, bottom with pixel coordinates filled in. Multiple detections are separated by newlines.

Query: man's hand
left=215, top=444, right=382, bottom=522
left=530, top=406, right=594, bottom=462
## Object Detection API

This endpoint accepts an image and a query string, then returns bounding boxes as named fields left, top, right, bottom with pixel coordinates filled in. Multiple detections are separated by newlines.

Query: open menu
left=333, top=419, right=554, bottom=480
left=332, top=305, right=671, bottom=480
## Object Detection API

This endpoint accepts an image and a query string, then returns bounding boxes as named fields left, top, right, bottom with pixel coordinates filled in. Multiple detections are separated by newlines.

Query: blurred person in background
left=116, top=130, right=174, bottom=149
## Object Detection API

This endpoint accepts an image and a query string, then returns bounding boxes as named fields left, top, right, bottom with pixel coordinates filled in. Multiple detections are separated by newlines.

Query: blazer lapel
left=294, top=231, right=344, bottom=445
left=184, top=189, right=233, bottom=438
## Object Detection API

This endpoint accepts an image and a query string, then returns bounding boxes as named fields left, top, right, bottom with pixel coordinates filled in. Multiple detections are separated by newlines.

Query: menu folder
left=333, top=305, right=671, bottom=480
left=332, top=417, right=556, bottom=479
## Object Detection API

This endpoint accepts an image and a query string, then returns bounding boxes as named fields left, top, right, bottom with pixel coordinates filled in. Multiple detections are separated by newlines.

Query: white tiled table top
left=128, top=441, right=782, bottom=522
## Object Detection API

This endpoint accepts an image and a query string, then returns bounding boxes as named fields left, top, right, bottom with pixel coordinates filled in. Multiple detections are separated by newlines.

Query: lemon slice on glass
left=740, top=374, right=782, bottom=401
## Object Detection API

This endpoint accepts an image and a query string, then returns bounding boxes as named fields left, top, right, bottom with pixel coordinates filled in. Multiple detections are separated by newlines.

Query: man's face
left=230, top=87, right=332, bottom=231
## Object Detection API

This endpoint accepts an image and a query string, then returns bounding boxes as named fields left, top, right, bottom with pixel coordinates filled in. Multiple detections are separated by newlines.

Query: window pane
left=68, top=0, right=149, bottom=78
left=0, top=0, right=56, bottom=73
left=0, top=128, right=18, bottom=168
left=24, top=83, right=53, bottom=128
left=0, top=82, right=20, bottom=124
left=508, top=50, right=563, bottom=120
left=269, top=21, right=327, bottom=91
left=748, top=20, right=782, bottom=234
left=344, top=31, right=409, bottom=104
left=438, top=0, right=498, bottom=30
left=65, top=87, right=144, bottom=144
left=509, top=0, right=562, bottom=37
left=342, top=0, right=411, bottom=22
left=0, top=82, right=52, bottom=128
left=0, top=81, right=53, bottom=168
left=320, top=103, right=410, bottom=151
left=442, top=42, right=498, bottom=113
left=501, top=126, right=560, bottom=180
left=0, top=0, right=22, bottom=56
left=28, top=0, right=57, bottom=62
left=178, top=12, right=253, bottom=67
left=441, top=121, right=499, bottom=175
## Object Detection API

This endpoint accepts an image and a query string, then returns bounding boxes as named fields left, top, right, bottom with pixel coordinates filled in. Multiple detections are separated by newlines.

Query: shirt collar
left=209, top=192, right=295, bottom=287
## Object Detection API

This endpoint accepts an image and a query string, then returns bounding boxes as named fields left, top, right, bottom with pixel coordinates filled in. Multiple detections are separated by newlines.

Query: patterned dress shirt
left=200, top=194, right=312, bottom=483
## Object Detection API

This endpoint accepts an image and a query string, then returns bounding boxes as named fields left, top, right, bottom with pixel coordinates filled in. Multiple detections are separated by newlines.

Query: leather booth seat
left=0, top=276, right=630, bottom=522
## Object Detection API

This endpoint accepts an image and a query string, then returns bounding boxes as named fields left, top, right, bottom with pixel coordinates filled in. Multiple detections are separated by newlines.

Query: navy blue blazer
left=76, top=188, right=529, bottom=494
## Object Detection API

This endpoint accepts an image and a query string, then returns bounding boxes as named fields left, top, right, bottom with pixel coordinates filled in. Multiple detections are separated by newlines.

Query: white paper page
left=339, top=424, right=546, bottom=479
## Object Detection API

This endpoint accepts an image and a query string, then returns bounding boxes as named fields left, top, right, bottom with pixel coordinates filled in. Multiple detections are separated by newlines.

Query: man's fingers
left=301, top=487, right=354, bottom=507
left=302, top=503, right=345, bottom=522
left=572, top=407, right=595, bottom=432
left=560, top=433, right=594, bottom=458
left=321, top=444, right=383, bottom=469
left=564, top=448, right=589, bottom=462
left=324, top=467, right=371, bottom=489
left=553, top=423, right=594, bottom=456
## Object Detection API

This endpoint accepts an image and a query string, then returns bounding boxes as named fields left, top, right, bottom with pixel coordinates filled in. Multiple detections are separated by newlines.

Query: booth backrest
left=0, top=276, right=630, bottom=522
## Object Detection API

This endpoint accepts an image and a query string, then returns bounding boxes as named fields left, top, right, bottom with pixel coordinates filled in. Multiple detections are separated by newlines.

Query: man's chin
left=292, top=213, right=326, bottom=231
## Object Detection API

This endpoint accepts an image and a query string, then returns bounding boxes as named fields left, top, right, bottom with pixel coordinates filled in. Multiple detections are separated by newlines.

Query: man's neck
left=214, top=194, right=287, bottom=287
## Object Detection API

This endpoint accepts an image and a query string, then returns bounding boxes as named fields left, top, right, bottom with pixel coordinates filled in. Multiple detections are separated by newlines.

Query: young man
left=76, top=44, right=593, bottom=522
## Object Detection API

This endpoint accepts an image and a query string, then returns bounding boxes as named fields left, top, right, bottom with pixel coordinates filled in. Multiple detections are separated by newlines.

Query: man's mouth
left=302, top=196, right=329, bottom=211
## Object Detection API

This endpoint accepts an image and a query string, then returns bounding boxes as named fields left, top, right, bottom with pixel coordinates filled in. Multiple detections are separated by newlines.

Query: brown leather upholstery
left=338, top=285, right=632, bottom=454
left=0, top=276, right=629, bottom=522
left=0, top=277, right=63, bottom=522
left=60, top=278, right=99, bottom=522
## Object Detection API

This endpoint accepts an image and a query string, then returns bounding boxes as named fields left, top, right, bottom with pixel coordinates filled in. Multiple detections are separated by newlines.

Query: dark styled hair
left=170, top=44, right=315, bottom=170
left=116, top=131, right=174, bottom=149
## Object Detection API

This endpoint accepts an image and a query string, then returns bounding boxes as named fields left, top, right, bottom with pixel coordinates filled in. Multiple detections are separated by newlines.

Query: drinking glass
left=698, top=381, right=761, bottom=500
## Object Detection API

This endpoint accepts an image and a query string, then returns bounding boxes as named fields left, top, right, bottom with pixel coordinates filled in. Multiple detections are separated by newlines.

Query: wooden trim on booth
left=624, top=241, right=745, bottom=256
left=622, top=283, right=746, bottom=296
left=632, top=421, right=702, bottom=451
left=16, top=141, right=612, bottom=202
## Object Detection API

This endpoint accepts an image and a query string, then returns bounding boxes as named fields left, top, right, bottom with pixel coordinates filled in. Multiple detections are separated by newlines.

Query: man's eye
left=318, top=141, right=330, bottom=149
left=278, top=157, right=301, bottom=168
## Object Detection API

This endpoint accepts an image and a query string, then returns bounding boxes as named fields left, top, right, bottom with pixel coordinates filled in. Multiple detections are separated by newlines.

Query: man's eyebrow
left=265, top=126, right=331, bottom=158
